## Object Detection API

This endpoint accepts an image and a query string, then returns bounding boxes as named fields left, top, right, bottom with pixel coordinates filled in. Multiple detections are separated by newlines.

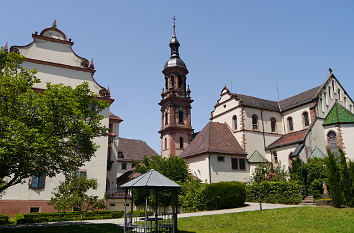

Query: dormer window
left=117, top=151, right=124, bottom=158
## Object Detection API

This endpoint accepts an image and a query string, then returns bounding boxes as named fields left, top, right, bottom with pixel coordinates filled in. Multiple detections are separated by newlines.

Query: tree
left=49, top=174, right=106, bottom=213
left=339, top=148, right=352, bottom=206
left=133, top=155, right=191, bottom=207
left=0, top=48, right=109, bottom=193
left=326, top=148, right=343, bottom=207
left=133, top=155, right=190, bottom=183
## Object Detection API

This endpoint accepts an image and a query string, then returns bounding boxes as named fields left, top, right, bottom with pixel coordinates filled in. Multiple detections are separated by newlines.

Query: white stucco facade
left=0, top=24, right=115, bottom=216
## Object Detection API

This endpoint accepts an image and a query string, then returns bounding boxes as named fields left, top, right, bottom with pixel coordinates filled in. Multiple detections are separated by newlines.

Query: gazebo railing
left=125, top=212, right=174, bottom=233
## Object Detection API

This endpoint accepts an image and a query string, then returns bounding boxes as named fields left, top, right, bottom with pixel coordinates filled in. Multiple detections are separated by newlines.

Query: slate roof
left=229, top=86, right=321, bottom=112
left=248, top=151, right=269, bottom=163
left=180, top=122, right=246, bottom=158
left=279, top=86, right=321, bottom=111
left=323, top=103, right=354, bottom=126
left=118, top=137, right=158, bottom=161
left=231, top=93, right=279, bottom=111
left=266, top=129, right=308, bottom=150
left=120, top=169, right=180, bottom=189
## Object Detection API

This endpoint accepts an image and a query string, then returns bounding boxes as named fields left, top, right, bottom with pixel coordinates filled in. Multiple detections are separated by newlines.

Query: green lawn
left=0, top=207, right=353, bottom=233
left=178, top=207, right=354, bottom=233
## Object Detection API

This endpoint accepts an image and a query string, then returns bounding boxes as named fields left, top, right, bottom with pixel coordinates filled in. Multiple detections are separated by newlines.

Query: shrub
left=202, top=181, right=246, bottom=210
left=246, top=181, right=305, bottom=204
left=179, top=178, right=206, bottom=212
left=14, top=210, right=124, bottom=224
left=309, top=179, right=325, bottom=199
left=289, top=157, right=327, bottom=197
left=0, top=214, right=9, bottom=225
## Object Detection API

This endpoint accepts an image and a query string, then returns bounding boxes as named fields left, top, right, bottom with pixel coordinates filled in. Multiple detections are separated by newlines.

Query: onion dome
left=164, top=23, right=186, bottom=69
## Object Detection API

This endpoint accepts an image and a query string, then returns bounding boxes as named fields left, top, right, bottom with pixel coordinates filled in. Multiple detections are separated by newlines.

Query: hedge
left=202, top=181, right=246, bottom=210
left=246, top=181, right=305, bottom=204
left=15, top=210, right=124, bottom=224
left=0, top=214, right=9, bottom=225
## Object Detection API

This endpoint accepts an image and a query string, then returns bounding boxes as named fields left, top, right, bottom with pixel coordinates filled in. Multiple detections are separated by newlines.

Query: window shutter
left=38, top=175, right=45, bottom=188
left=30, top=176, right=38, bottom=188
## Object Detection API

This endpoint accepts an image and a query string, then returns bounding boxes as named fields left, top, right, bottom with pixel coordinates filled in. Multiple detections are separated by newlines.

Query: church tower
left=159, top=20, right=193, bottom=157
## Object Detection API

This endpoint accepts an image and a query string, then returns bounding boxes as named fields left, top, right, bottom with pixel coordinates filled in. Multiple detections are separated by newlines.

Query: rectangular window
left=344, top=97, right=347, bottom=108
left=231, top=158, right=238, bottom=170
left=239, top=158, right=246, bottom=170
left=75, top=171, right=87, bottom=178
left=338, top=89, right=341, bottom=101
left=273, top=152, right=278, bottom=164
left=30, top=175, right=45, bottom=189
left=109, top=123, right=113, bottom=132
left=122, top=162, right=127, bottom=170
left=30, top=207, right=39, bottom=213
left=217, top=156, right=224, bottom=162
left=118, top=151, right=124, bottom=158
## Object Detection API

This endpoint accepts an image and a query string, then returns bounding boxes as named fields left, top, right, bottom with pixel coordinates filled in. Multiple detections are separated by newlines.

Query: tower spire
left=169, top=16, right=180, bottom=58
left=172, top=16, right=176, bottom=34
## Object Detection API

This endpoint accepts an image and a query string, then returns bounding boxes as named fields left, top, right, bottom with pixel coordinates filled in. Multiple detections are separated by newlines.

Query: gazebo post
left=124, top=188, right=127, bottom=233
left=155, top=189, right=158, bottom=231
left=173, top=189, right=178, bottom=233
left=130, top=188, right=133, bottom=221
left=145, top=188, right=148, bottom=233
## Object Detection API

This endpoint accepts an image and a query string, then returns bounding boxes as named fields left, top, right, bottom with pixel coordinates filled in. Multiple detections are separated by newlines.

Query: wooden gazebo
left=120, top=169, right=181, bottom=233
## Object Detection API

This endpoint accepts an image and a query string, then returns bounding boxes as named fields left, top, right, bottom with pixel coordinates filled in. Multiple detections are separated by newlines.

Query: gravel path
left=0, top=202, right=305, bottom=228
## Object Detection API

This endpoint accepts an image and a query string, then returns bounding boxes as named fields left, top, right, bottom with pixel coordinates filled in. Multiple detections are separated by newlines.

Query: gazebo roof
left=120, top=169, right=181, bottom=189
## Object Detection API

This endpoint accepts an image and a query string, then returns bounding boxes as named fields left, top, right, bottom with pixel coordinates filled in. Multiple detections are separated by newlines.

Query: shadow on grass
left=0, top=223, right=124, bottom=233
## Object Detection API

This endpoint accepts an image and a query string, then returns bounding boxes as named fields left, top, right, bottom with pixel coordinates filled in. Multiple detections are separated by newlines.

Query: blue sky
left=2, top=1, right=354, bottom=153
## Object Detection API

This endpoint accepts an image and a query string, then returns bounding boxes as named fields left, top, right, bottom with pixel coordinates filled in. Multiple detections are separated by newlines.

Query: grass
left=0, top=223, right=123, bottom=233
left=0, top=207, right=353, bottom=233
left=178, top=207, right=354, bottom=233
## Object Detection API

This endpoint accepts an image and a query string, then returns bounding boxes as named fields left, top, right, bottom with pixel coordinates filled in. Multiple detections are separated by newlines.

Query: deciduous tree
left=0, top=48, right=108, bottom=193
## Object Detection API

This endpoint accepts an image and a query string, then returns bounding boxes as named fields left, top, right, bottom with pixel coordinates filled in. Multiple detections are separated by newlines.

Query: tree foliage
left=326, top=148, right=343, bottom=207
left=249, top=162, right=288, bottom=184
left=289, top=157, right=327, bottom=198
left=132, top=155, right=191, bottom=207
left=133, top=155, right=190, bottom=183
left=49, top=174, right=106, bottom=213
left=0, top=48, right=109, bottom=193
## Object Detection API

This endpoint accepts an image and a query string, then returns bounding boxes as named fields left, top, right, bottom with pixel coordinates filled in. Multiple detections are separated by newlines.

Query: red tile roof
left=266, top=129, right=308, bottom=149
left=118, top=137, right=158, bottom=161
left=109, top=112, right=123, bottom=122
left=180, top=122, right=246, bottom=158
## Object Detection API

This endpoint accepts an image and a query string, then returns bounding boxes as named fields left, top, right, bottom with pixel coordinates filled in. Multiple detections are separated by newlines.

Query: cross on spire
left=172, top=16, right=176, bottom=33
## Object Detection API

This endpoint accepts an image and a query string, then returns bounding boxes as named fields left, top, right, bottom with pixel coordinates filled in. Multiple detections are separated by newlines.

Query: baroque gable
left=9, top=22, right=110, bottom=99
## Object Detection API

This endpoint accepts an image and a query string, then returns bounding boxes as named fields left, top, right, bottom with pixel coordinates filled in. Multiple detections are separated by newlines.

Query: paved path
left=0, top=202, right=305, bottom=229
